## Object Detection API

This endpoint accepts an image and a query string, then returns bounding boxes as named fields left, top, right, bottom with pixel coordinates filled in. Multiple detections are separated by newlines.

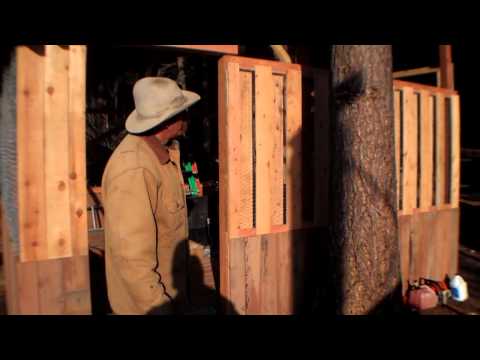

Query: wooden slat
left=435, top=94, right=447, bottom=206
left=68, top=45, right=88, bottom=256
left=17, top=46, right=48, bottom=262
left=238, top=70, right=254, bottom=231
left=16, top=261, right=40, bottom=314
left=229, top=237, right=246, bottom=314
left=272, top=74, right=286, bottom=227
left=63, top=256, right=89, bottom=292
left=314, top=70, right=330, bottom=227
left=260, top=234, right=278, bottom=314
left=398, top=215, right=411, bottom=294
left=162, top=45, right=239, bottom=55
left=448, top=209, right=460, bottom=276
left=245, top=236, right=261, bottom=315
left=286, top=68, right=303, bottom=228
left=63, top=255, right=91, bottom=314
left=401, top=88, right=418, bottom=214
left=218, top=57, right=230, bottom=302
left=450, top=95, right=461, bottom=208
left=418, top=212, right=435, bottom=279
left=277, top=232, right=293, bottom=313
left=394, top=80, right=458, bottom=96
left=419, top=92, right=434, bottom=211
left=394, top=90, right=401, bottom=210
left=225, top=62, right=242, bottom=237
left=37, top=258, right=64, bottom=314
left=255, top=65, right=275, bottom=235
left=44, top=45, right=73, bottom=259
left=439, top=45, right=455, bottom=90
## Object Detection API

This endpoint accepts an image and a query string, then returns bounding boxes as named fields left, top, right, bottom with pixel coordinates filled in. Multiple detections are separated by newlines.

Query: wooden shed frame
left=1, top=44, right=460, bottom=314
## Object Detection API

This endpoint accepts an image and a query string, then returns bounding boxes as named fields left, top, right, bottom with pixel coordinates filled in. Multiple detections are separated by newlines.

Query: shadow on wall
left=146, top=239, right=238, bottom=315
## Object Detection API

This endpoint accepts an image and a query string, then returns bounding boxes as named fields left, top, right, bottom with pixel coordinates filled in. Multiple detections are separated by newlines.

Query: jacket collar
left=142, top=135, right=171, bottom=165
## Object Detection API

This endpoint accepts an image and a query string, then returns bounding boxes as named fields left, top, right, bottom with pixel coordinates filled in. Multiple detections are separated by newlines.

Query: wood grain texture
left=68, top=45, right=88, bottom=257
left=44, top=45, right=73, bottom=259
left=17, top=46, right=48, bottom=262
left=401, top=88, right=418, bottom=214
left=419, top=92, right=434, bottom=211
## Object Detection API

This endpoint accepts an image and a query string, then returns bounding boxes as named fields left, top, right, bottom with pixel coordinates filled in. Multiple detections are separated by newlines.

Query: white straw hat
left=126, top=77, right=201, bottom=134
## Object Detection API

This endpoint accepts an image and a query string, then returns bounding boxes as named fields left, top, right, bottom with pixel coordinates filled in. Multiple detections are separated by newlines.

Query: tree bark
left=330, top=45, right=402, bottom=314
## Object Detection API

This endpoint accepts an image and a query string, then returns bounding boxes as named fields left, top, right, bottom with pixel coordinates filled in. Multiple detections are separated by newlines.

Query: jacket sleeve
left=104, top=167, right=167, bottom=314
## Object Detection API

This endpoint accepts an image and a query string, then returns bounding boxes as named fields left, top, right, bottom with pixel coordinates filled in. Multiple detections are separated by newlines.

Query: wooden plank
left=63, top=255, right=89, bottom=292
left=409, top=214, right=420, bottom=282
left=432, top=210, right=448, bottom=281
left=37, top=258, right=64, bottom=314
left=44, top=45, right=73, bottom=259
left=218, top=57, right=230, bottom=303
left=224, top=61, right=242, bottom=238
left=63, top=255, right=91, bottom=314
left=394, top=90, right=401, bottom=210
left=68, top=45, right=88, bottom=257
left=419, top=92, right=434, bottom=211
left=238, top=70, right=254, bottom=231
left=272, top=74, right=286, bottom=227
left=245, top=236, right=261, bottom=314
left=16, top=261, right=40, bottom=314
left=286, top=68, right=303, bottom=228
left=401, top=88, right=418, bottom=214
left=260, top=233, right=279, bottom=314
left=161, top=45, right=239, bottom=55
left=17, top=46, right=48, bottom=262
left=314, top=70, right=330, bottom=227
left=439, top=45, right=455, bottom=90
left=435, top=94, right=447, bottom=206
left=228, top=237, right=246, bottom=315
left=277, top=232, right=293, bottom=313
left=255, top=65, right=275, bottom=235
left=221, top=55, right=300, bottom=75
left=64, top=289, right=91, bottom=315
left=418, top=212, right=435, bottom=279
left=394, top=80, right=458, bottom=96
left=394, top=66, right=440, bottom=79
left=450, top=95, right=461, bottom=208
left=449, top=209, right=460, bottom=276
left=398, top=215, right=411, bottom=294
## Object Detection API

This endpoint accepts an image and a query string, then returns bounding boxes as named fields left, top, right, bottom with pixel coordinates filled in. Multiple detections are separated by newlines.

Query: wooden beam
left=394, top=66, right=440, bottom=80
left=160, top=45, right=238, bottom=55
left=440, top=45, right=455, bottom=90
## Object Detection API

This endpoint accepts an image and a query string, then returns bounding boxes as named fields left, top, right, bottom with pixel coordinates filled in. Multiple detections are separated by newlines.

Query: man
left=102, top=77, right=201, bottom=315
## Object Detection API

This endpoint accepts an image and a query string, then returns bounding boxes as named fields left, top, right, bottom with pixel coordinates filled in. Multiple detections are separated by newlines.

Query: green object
left=188, top=176, right=198, bottom=195
left=183, top=162, right=193, bottom=173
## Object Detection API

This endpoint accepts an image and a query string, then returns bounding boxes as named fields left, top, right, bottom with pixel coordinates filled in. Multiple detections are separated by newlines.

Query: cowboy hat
left=126, top=77, right=201, bottom=134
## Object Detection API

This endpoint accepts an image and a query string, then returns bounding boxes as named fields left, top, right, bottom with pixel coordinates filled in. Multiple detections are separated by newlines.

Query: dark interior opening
left=86, top=45, right=221, bottom=314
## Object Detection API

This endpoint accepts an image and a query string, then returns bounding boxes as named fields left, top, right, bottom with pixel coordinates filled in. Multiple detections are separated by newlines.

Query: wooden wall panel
left=162, top=45, right=239, bottom=55
left=435, top=94, right=447, bottom=207
left=44, top=45, right=72, bottom=259
left=68, top=45, right=88, bottom=257
left=17, top=46, right=48, bottom=262
left=419, top=92, right=434, bottom=211
left=398, top=208, right=459, bottom=286
left=401, top=88, right=418, bottom=214
left=450, top=95, right=461, bottom=208
left=18, top=45, right=89, bottom=262
left=5, top=45, right=92, bottom=314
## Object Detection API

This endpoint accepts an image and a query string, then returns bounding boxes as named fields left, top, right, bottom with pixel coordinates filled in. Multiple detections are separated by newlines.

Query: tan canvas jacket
left=102, top=134, right=188, bottom=315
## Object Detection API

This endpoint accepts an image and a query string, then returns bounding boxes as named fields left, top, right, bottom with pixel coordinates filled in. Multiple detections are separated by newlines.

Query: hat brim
left=125, top=90, right=201, bottom=134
